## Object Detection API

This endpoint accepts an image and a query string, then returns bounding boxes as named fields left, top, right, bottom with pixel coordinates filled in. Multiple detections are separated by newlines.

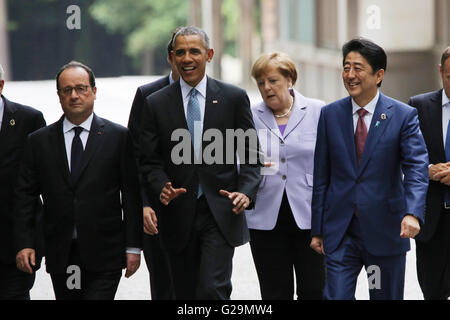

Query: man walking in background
left=127, top=28, right=181, bottom=300
left=408, top=46, right=450, bottom=300
left=0, top=63, right=46, bottom=300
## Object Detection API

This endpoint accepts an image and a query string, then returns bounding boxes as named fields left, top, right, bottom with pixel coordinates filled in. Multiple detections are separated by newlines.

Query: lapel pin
left=375, top=121, right=380, bottom=128
left=381, top=113, right=387, bottom=120
left=10, top=119, right=15, bottom=126
left=98, top=131, right=102, bottom=135
left=213, top=100, right=218, bottom=104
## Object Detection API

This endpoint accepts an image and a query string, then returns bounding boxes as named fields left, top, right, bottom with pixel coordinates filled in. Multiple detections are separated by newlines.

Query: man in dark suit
left=14, top=61, right=142, bottom=300
left=311, top=38, right=429, bottom=300
left=128, top=29, right=180, bottom=300
left=408, top=46, right=450, bottom=300
left=139, top=26, right=262, bottom=299
left=0, top=64, right=46, bottom=300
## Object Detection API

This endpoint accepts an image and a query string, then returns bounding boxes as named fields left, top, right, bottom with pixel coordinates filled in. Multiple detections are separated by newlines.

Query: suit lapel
left=255, top=102, right=283, bottom=141
left=283, top=91, right=307, bottom=139
left=203, top=77, right=225, bottom=135
left=358, top=93, right=393, bottom=174
left=168, top=81, right=189, bottom=131
left=75, top=114, right=105, bottom=184
left=341, top=97, right=358, bottom=170
left=426, top=90, right=445, bottom=162
left=53, top=116, right=72, bottom=186
left=0, top=97, right=17, bottom=144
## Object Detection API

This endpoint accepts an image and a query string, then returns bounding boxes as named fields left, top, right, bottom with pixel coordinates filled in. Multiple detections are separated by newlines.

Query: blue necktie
left=186, top=88, right=202, bottom=197
left=444, top=118, right=450, bottom=205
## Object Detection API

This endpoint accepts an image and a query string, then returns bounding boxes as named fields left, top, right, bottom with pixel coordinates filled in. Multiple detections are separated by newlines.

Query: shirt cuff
left=126, top=247, right=141, bottom=255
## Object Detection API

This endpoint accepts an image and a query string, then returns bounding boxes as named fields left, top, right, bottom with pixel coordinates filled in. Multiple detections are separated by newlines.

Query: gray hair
left=173, top=26, right=210, bottom=50
left=0, top=64, right=4, bottom=81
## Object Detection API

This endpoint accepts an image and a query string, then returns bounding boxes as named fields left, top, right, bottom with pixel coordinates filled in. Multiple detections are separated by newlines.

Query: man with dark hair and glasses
left=14, top=61, right=143, bottom=300
left=127, top=27, right=182, bottom=300
left=311, top=38, right=429, bottom=300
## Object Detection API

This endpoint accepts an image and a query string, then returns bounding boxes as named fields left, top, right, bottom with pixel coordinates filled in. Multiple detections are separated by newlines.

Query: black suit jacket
left=408, top=89, right=446, bottom=242
left=139, top=77, right=262, bottom=252
left=128, top=75, right=170, bottom=207
left=0, top=96, right=45, bottom=265
left=14, top=114, right=142, bottom=273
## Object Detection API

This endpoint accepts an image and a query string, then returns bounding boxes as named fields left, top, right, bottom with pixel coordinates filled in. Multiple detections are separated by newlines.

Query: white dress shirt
left=0, top=97, right=4, bottom=131
left=180, top=74, right=207, bottom=125
left=442, top=89, right=450, bottom=148
left=352, top=90, right=380, bottom=134
left=63, top=113, right=140, bottom=254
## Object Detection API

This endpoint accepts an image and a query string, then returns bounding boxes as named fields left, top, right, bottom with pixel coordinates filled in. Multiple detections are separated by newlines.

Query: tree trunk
left=239, top=0, right=254, bottom=88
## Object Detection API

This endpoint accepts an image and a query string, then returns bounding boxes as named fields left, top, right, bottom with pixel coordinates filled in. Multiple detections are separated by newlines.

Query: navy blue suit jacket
left=312, top=93, right=429, bottom=256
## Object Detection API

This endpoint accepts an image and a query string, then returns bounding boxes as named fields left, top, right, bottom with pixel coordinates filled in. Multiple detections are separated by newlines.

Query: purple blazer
left=245, top=89, right=324, bottom=230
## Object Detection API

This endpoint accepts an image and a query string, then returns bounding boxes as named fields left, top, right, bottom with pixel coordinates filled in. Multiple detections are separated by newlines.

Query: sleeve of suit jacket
left=10, top=109, right=46, bottom=254
left=120, top=128, right=144, bottom=249
left=139, top=94, right=170, bottom=198
left=233, top=89, right=264, bottom=206
left=13, top=133, right=42, bottom=252
left=399, top=107, right=429, bottom=223
left=311, top=107, right=330, bottom=237
left=128, top=87, right=151, bottom=207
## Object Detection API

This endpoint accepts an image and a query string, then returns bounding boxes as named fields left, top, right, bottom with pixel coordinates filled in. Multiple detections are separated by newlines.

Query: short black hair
left=167, top=27, right=183, bottom=57
left=441, top=47, right=450, bottom=69
left=56, top=61, right=96, bottom=90
left=342, top=38, right=387, bottom=87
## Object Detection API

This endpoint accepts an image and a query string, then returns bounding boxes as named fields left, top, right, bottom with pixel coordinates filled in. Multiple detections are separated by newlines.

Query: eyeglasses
left=59, top=85, right=91, bottom=96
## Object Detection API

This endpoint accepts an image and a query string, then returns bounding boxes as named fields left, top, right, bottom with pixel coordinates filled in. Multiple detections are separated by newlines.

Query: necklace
left=274, top=97, right=294, bottom=118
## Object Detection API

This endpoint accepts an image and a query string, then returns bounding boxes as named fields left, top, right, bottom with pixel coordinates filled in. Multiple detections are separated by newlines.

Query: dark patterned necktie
left=355, top=108, right=368, bottom=164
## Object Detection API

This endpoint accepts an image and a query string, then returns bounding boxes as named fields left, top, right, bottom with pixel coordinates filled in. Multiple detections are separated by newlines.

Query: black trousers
left=143, top=232, right=175, bottom=300
left=416, top=209, right=450, bottom=300
left=166, top=196, right=235, bottom=300
left=49, top=241, right=121, bottom=300
left=0, top=262, right=35, bottom=300
left=249, top=192, right=325, bottom=300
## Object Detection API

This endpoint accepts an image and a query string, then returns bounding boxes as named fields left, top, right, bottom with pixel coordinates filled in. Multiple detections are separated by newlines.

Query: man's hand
left=310, top=236, right=325, bottom=255
left=143, top=206, right=158, bottom=235
left=125, top=253, right=141, bottom=278
left=16, top=248, right=36, bottom=274
left=430, top=162, right=450, bottom=185
left=219, top=190, right=250, bottom=214
left=160, top=182, right=187, bottom=206
left=429, top=163, right=448, bottom=181
left=400, top=214, right=420, bottom=239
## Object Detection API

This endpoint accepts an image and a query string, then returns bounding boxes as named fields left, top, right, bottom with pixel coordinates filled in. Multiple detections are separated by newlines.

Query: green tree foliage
left=89, top=0, right=188, bottom=57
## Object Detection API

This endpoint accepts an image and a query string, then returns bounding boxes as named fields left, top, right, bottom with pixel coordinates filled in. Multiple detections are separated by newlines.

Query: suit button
left=281, top=158, right=286, bottom=163
left=356, top=178, right=361, bottom=184
left=282, top=175, right=287, bottom=180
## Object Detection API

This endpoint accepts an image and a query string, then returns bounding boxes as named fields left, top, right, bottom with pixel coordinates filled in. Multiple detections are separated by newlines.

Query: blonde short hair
left=251, top=52, right=298, bottom=85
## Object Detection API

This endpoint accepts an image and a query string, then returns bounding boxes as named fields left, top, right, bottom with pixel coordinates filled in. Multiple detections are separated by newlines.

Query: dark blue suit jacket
left=312, top=93, right=429, bottom=257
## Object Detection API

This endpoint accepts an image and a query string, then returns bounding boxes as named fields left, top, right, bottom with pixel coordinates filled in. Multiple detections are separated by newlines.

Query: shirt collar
left=0, top=96, right=4, bottom=115
left=180, top=74, right=207, bottom=100
left=169, top=72, right=175, bottom=85
left=442, top=89, right=450, bottom=107
left=63, top=112, right=94, bottom=134
left=352, top=90, right=379, bottom=115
